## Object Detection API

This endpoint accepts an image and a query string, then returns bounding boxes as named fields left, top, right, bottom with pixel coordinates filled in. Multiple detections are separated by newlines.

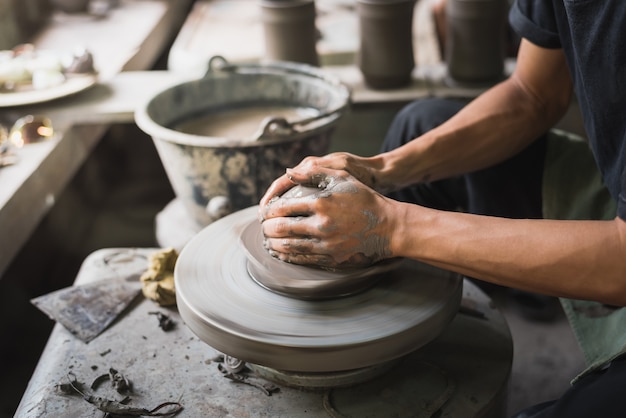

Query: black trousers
left=512, top=356, right=626, bottom=418
left=381, top=98, right=626, bottom=417
left=380, top=97, right=546, bottom=219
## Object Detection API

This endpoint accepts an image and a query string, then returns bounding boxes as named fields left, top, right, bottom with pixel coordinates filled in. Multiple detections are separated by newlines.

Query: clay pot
left=356, top=0, right=416, bottom=90
left=445, top=0, right=507, bottom=85
left=260, top=0, right=319, bottom=66
left=49, top=0, right=90, bottom=13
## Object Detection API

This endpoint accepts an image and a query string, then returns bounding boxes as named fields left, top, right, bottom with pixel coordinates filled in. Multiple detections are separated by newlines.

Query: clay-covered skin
left=260, top=170, right=392, bottom=270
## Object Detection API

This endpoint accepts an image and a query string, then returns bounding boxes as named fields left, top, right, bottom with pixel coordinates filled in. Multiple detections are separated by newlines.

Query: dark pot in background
left=356, top=0, right=416, bottom=90
left=49, top=0, right=90, bottom=13
left=445, top=0, right=507, bottom=85
left=260, top=0, right=319, bottom=66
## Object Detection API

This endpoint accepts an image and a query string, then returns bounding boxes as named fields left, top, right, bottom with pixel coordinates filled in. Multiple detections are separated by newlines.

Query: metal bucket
left=135, top=57, right=351, bottom=226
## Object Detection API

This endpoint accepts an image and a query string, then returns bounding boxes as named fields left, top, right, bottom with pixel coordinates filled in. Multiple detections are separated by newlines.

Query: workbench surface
left=16, top=248, right=512, bottom=417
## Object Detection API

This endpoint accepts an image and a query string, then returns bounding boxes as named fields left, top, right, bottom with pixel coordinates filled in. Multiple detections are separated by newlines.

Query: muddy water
left=174, top=106, right=319, bottom=139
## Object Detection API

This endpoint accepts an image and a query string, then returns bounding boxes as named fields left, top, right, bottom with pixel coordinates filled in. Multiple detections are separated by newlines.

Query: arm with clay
left=260, top=40, right=572, bottom=206
left=260, top=40, right=626, bottom=306
left=261, top=168, right=394, bottom=269
left=260, top=166, right=626, bottom=306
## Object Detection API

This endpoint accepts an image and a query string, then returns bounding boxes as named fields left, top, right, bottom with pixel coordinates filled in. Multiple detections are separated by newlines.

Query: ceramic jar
left=445, top=0, right=507, bottom=85
left=356, top=0, right=416, bottom=90
left=49, top=0, right=90, bottom=13
left=260, top=0, right=319, bottom=66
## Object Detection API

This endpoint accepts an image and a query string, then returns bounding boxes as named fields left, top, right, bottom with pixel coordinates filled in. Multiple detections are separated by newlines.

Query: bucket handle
left=252, top=117, right=294, bottom=140
left=206, top=55, right=341, bottom=85
left=252, top=110, right=343, bottom=141
left=206, top=56, right=349, bottom=141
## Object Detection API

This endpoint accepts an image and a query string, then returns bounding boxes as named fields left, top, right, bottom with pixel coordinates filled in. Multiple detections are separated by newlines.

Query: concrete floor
left=492, top=291, right=585, bottom=416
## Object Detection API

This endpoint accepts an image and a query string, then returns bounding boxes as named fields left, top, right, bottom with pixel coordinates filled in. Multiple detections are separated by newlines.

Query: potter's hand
left=259, top=152, right=387, bottom=208
left=260, top=167, right=394, bottom=270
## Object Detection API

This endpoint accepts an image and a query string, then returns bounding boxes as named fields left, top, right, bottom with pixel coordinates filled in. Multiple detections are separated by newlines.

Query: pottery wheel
left=175, top=206, right=462, bottom=373
left=241, top=220, right=403, bottom=299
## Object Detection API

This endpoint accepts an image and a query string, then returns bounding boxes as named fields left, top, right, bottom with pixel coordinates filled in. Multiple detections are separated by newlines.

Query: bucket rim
left=134, top=58, right=351, bottom=148
left=135, top=109, right=345, bottom=148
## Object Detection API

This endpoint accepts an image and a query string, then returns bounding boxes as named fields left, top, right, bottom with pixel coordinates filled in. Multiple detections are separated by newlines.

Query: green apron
left=543, top=129, right=623, bottom=383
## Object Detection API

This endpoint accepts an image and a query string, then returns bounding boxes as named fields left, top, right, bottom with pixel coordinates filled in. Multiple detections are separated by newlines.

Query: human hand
left=259, top=152, right=386, bottom=208
left=260, top=166, right=394, bottom=270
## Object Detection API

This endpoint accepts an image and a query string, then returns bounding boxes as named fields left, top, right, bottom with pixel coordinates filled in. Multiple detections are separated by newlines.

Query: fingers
left=262, top=217, right=334, bottom=265
left=285, top=168, right=329, bottom=188
left=258, top=157, right=324, bottom=208
left=260, top=194, right=316, bottom=222
left=258, top=166, right=330, bottom=209
left=265, top=239, right=379, bottom=270
left=259, top=169, right=341, bottom=221
left=259, top=173, right=296, bottom=208
left=261, top=214, right=317, bottom=239
left=265, top=247, right=334, bottom=267
left=257, top=158, right=384, bottom=270
left=264, top=236, right=317, bottom=256
left=259, top=153, right=361, bottom=208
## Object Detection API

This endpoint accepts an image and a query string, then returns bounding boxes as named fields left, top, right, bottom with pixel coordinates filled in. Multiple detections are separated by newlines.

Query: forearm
left=392, top=203, right=626, bottom=306
left=375, top=81, right=565, bottom=192
left=260, top=44, right=571, bottom=202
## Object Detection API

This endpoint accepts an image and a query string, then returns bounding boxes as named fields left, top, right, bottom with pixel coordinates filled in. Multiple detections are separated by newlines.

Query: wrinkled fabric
left=543, top=130, right=623, bottom=381
left=512, top=355, right=626, bottom=417
left=510, top=0, right=626, bottom=221
left=511, top=0, right=626, bottom=382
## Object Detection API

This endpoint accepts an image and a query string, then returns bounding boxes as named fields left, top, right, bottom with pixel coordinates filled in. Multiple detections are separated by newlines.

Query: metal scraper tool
left=31, top=277, right=142, bottom=343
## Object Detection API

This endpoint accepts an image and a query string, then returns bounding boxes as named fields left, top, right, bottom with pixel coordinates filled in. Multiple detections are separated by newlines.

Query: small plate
left=0, top=73, right=98, bottom=107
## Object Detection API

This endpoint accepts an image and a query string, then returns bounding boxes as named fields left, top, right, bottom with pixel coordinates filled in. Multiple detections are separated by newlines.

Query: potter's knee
left=383, top=98, right=465, bottom=152
left=395, top=98, right=465, bottom=132
left=407, top=96, right=462, bottom=115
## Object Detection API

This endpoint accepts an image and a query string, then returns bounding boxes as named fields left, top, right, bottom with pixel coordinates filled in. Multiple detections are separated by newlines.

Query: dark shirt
left=510, top=0, right=626, bottom=221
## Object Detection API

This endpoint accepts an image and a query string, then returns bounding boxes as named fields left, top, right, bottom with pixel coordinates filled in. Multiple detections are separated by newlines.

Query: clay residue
left=268, top=178, right=391, bottom=269
left=140, top=248, right=178, bottom=306
left=355, top=209, right=392, bottom=261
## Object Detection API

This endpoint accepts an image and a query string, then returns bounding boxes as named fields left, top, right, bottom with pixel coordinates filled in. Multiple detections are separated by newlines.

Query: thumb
left=286, top=168, right=334, bottom=189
